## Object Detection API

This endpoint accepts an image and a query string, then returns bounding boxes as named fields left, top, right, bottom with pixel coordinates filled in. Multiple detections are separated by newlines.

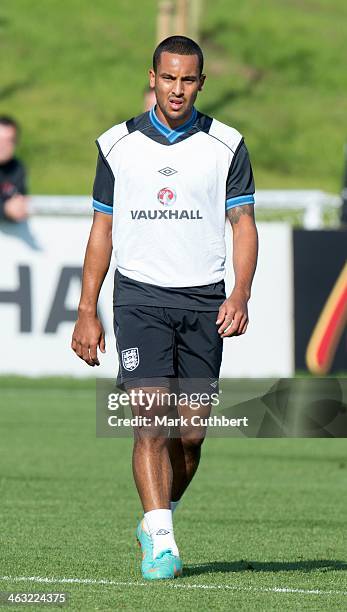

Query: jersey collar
left=149, top=105, right=198, bottom=143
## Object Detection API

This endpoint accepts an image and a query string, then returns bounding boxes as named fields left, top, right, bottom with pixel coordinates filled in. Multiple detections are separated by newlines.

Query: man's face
left=0, top=125, right=17, bottom=164
left=149, top=52, right=205, bottom=124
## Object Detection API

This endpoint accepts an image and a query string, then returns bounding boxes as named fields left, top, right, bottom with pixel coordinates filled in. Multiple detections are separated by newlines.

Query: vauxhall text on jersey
left=130, top=209, right=203, bottom=220
left=92, top=106, right=255, bottom=288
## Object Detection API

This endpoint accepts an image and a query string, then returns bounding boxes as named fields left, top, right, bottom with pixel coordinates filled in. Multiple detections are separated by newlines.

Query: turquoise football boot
left=136, top=520, right=183, bottom=580
left=136, top=519, right=153, bottom=576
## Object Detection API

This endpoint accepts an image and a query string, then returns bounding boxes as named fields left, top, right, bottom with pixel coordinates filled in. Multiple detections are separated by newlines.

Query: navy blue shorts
left=113, top=306, right=223, bottom=392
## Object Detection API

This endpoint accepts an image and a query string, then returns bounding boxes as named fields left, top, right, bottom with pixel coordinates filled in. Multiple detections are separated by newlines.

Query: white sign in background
left=0, top=217, right=293, bottom=377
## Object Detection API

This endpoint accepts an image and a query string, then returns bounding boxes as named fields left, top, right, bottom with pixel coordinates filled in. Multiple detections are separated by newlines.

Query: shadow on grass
left=0, top=78, right=35, bottom=101
left=184, top=559, right=347, bottom=576
left=201, top=77, right=263, bottom=117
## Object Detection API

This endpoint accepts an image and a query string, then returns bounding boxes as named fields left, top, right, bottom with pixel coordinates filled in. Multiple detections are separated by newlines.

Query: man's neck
left=154, top=104, right=194, bottom=131
left=0, top=157, right=14, bottom=167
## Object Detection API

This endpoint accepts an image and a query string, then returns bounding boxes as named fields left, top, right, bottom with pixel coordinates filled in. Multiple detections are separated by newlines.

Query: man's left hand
left=216, top=289, right=249, bottom=337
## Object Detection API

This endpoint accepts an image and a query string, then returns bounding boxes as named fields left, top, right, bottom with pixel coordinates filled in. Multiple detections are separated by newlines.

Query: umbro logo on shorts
left=121, top=347, right=140, bottom=371
left=158, top=166, right=177, bottom=176
left=156, top=529, right=170, bottom=535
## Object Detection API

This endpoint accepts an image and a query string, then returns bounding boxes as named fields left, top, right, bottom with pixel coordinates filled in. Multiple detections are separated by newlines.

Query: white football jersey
left=93, top=106, right=255, bottom=288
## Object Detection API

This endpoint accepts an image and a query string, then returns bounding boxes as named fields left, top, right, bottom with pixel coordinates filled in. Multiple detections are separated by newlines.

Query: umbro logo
left=156, top=529, right=170, bottom=535
left=158, top=166, right=177, bottom=176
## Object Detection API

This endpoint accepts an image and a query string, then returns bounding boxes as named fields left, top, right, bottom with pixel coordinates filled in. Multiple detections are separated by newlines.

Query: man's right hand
left=4, top=194, right=29, bottom=222
left=71, top=313, right=106, bottom=366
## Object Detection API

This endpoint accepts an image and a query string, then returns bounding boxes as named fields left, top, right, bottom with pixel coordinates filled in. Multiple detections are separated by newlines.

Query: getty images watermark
left=96, top=377, right=347, bottom=438
left=106, top=387, right=248, bottom=430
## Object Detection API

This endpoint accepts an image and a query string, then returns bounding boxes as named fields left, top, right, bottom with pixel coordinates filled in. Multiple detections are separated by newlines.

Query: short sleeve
left=92, top=151, right=115, bottom=215
left=226, top=141, right=255, bottom=211
left=16, top=161, right=28, bottom=195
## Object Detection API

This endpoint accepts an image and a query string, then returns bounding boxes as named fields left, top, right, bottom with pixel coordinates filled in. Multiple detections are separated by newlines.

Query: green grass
left=0, top=377, right=346, bottom=610
left=0, top=1, right=346, bottom=194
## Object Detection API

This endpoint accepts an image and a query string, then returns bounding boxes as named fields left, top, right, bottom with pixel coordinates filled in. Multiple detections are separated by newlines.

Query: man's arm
left=71, top=211, right=113, bottom=366
left=2, top=195, right=29, bottom=222
left=216, top=204, right=258, bottom=337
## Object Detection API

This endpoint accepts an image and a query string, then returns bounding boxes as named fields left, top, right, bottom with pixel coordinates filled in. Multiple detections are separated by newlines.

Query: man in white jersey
left=72, top=36, right=258, bottom=580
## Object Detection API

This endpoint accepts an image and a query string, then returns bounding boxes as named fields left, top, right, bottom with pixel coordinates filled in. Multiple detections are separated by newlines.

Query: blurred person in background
left=143, top=85, right=157, bottom=111
left=0, top=116, right=29, bottom=223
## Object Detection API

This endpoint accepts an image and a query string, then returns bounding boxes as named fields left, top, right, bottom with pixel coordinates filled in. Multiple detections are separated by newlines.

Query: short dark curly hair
left=0, top=116, right=19, bottom=134
left=153, top=35, right=204, bottom=76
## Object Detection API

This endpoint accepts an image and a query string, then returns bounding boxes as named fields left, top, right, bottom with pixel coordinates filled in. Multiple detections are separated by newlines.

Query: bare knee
left=133, top=429, right=168, bottom=449
left=181, top=433, right=205, bottom=453
left=129, top=385, right=173, bottom=443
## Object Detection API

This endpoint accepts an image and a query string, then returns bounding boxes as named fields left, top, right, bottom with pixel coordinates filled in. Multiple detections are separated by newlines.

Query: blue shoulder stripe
left=93, top=199, right=113, bottom=215
left=226, top=194, right=255, bottom=210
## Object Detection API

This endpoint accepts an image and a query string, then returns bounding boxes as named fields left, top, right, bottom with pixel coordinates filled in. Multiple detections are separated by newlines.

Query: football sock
left=143, top=499, right=181, bottom=533
left=144, top=508, right=179, bottom=558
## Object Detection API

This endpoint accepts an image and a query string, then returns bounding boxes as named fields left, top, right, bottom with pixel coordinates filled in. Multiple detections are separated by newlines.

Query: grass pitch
left=0, top=377, right=346, bottom=610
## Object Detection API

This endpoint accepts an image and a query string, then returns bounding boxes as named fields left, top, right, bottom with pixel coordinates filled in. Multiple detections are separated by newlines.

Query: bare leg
left=130, top=386, right=173, bottom=512
left=129, top=385, right=211, bottom=509
left=168, top=401, right=211, bottom=501
left=168, top=435, right=201, bottom=501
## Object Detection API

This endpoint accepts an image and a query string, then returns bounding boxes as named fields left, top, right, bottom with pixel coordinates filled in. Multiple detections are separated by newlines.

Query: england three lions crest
left=121, top=347, right=139, bottom=371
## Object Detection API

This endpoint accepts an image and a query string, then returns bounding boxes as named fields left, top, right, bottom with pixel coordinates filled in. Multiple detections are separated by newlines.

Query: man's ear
left=149, top=68, right=156, bottom=89
left=198, top=74, right=206, bottom=91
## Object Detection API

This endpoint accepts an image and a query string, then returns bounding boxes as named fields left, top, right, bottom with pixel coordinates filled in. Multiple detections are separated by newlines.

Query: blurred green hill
left=1, top=0, right=346, bottom=194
